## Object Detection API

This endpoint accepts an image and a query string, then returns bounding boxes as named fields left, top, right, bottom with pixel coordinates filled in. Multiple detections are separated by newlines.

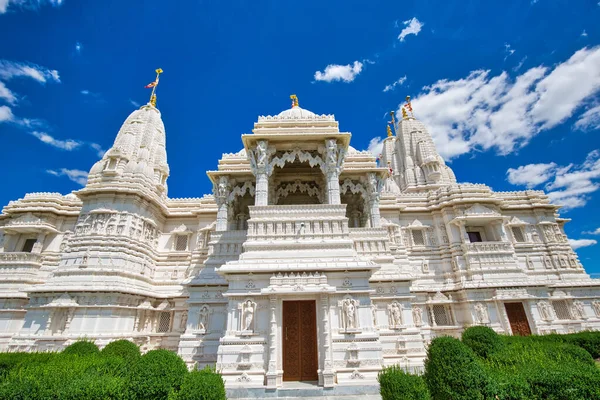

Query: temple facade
left=1, top=95, right=600, bottom=390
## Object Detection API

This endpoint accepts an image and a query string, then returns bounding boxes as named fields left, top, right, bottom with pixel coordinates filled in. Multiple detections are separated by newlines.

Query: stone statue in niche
left=388, top=302, right=403, bottom=329
left=241, top=300, right=256, bottom=332
left=474, top=303, right=489, bottom=324
left=198, top=305, right=210, bottom=331
left=256, top=140, right=268, bottom=166
left=412, top=306, right=423, bottom=327
left=572, top=301, right=586, bottom=320
left=179, top=311, right=188, bottom=331
left=592, top=301, right=600, bottom=317
left=371, top=303, right=378, bottom=327
left=537, top=301, right=553, bottom=321
left=341, top=297, right=359, bottom=331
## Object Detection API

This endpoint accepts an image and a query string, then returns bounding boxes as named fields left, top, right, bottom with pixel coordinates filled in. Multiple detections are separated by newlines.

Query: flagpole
left=149, top=68, right=163, bottom=107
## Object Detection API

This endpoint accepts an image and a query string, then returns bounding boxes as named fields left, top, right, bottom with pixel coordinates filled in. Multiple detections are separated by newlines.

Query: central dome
left=277, top=105, right=316, bottom=119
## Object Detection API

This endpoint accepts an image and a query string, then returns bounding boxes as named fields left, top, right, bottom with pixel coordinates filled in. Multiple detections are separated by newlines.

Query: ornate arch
left=227, top=181, right=255, bottom=204
left=274, top=180, right=323, bottom=204
left=340, top=179, right=368, bottom=198
left=269, top=148, right=325, bottom=172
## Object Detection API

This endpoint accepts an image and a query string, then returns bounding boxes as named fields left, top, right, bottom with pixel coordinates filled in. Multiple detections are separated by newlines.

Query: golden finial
left=405, top=95, right=413, bottom=117
left=145, top=68, right=164, bottom=107
left=401, top=107, right=408, bottom=119
left=290, top=94, right=299, bottom=107
left=387, top=124, right=393, bottom=137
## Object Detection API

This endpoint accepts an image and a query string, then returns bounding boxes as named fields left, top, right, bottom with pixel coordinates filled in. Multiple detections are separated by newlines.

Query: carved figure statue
left=538, top=301, right=553, bottom=321
left=256, top=140, right=268, bottom=166
left=341, top=298, right=358, bottom=330
left=388, top=302, right=403, bottom=328
left=198, top=305, right=209, bottom=330
left=371, top=303, right=377, bottom=327
left=180, top=311, right=188, bottom=330
left=242, top=300, right=255, bottom=331
left=474, top=303, right=489, bottom=324
left=412, top=306, right=423, bottom=327
left=593, top=301, right=600, bottom=317
left=217, top=176, right=230, bottom=199
left=573, top=301, right=586, bottom=320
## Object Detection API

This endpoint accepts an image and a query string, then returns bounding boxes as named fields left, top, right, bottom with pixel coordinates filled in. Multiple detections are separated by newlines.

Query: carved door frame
left=504, top=302, right=532, bottom=336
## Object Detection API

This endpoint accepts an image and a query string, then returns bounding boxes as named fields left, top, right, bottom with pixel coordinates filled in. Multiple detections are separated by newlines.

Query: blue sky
left=1, top=0, right=600, bottom=271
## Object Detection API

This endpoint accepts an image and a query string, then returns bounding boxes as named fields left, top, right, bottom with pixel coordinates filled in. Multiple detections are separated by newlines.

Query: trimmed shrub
left=462, top=326, right=503, bottom=359
left=62, top=340, right=100, bottom=356
left=424, top=336, right=494, bottom=400
left=169, top=367, right=226, bottom=400
left=378, top=365, right=430, bottom=400
left=128, top=349, right=188, bottom=400
left=0, top=352, right=56, bottom=379
left=101, top=339, right=141, bottom=362
left=0, top=353, right=128, bottom=400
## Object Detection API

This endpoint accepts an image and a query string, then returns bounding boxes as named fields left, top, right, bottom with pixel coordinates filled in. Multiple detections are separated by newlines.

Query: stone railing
left=246, top=204, right=349, bottom=242
left=462, top=241, right=516, bottom=267
left=0, top=252, right=42, bottom=264
left=349, top=228, right=390, bottom=256
left=208, top=230, right=247, bottom=257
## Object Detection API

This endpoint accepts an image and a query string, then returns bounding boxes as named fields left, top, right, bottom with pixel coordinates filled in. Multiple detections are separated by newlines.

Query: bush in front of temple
left=101, top=339, right=141, bottom=362
left=62, top=339, right=101, bottom=356
left=378, top=365, right=430, bottom=400
left=168, top=366, right=226, bottom=400
left=127, top=349, right=188, bottom=400
left=461, top=326, right=504, bottom=359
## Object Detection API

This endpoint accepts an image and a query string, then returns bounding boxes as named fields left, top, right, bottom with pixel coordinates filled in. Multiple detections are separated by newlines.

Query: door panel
left=505, top=302, right=532, bottom=336
left=283, top=301, right=318, bottom=381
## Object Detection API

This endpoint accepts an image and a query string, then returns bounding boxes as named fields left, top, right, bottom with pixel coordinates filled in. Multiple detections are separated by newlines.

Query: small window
left=467, top=231, right=483, bottom=243
left=158, top=312, right=171, bottom=333
left=553, top=300, right=572, bottom=320
left=412, top=230, right=425, bottom=246
left=511, top=227, right=526, bottom=243
left=175, top=235, right=188, bottom=251
left=21, top=239, right=37, bottom=253
left=107, top=158, right=118, bottom=170
left=433, top=305, right=451, bottom=326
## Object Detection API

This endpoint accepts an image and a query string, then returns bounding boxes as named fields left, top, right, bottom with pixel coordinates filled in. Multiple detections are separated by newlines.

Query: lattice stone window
left=432, top=305, right=452, bottom=326
left=174, top=234, right=188, bottom=251
left=511, top=226, right=526, bottom=243
left=553, top=300, right=572, bottom=320
left=412, top=230, right=425, bottom=246
left=158, top=312, right=171, bottom=333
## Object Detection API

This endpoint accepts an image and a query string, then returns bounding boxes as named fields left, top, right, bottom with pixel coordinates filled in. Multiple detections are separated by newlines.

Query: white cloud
left=568, top=238, right=597, bottom=250
left=398, top=17, right=423, bottom=42
left=582, top=30, right=588, bottom=37
left=0, top=60, right=60, bottom=83
left=574, top=104, right=600, bottom=131
left=408, top=46, right=600, bottom=160
left=583, top=227, right=600, bottom=235
left=89, top=143, right=105, bottom=158
left=507, top=150, right=600, bottom=210
left=0, top=81, right=16, bottom=104
left=383, top=76, right=407, bottom=92
left=129, top=99, right=140, bottom=108
left=506, top=163, right=557, bottom=188
left=30, top=131, right=81, bottom=151
left=366, top=137, right=384, bottom=157
left=0, top=0, right=62, bottom=14
left=513, top=56, right=527, bottom=72
left=46, top=168, right=88, bottom=186
left=314, top=61, right=363, bottom=83
left=0, top=105, right=13, bottom=122
left=75, top=42, right=82, bottom=53
left=504, top=43, right=515, bottom=60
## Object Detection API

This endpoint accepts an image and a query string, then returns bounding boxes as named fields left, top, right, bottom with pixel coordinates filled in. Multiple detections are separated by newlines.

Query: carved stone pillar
left=458, top=221, right=469, bottom=243
left=213, top=176, right=230, bottom=231
left=248, top=140, right=273, bottom=206
left=320, top=294, right=334, bottom=387
left=266, top=296, right=278, bottom=388
left=323, top=139, right=344, bottom=205
left=32, top=231, right=46, bottom=254
left=366, top=172, right=381, bottom=228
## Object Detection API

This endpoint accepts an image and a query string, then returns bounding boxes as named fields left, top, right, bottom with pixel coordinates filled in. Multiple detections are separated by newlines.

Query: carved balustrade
left=461, top=241, right=517, bottom=267
left=208, top=230, right=247, bottom=258
left=349, top=228, right=390, bottom=256
left=0, top=252, right=43, bottom=281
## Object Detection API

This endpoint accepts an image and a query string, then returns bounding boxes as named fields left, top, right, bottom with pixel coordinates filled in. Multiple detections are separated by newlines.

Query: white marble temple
left=1, top=97, right=599, bottom=390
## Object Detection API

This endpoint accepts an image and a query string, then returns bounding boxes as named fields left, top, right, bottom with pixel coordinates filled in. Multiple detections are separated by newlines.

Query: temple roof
left=276, top=105, right=317, bottom=119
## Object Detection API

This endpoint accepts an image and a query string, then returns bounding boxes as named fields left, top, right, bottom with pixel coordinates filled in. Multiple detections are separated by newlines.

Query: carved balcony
left=0, top=252, right=43, bottom=287
left=461, top=241, right=517, bottom=268
left=349, top=227, right=390, bottom=256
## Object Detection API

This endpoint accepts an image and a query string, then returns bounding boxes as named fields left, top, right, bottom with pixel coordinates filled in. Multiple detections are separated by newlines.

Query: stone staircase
left=226, top=382, right=381, bottom=400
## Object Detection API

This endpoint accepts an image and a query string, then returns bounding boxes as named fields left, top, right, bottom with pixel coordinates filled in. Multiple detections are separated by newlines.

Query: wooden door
left=283, top=300, right=318, bottom=381
left=504, top=302, right=532, bottom=336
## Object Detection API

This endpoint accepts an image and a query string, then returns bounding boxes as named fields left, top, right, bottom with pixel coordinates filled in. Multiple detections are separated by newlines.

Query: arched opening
left=230, top=191, right=253, bottom=230
left=270, top=159, right=325, bottom=205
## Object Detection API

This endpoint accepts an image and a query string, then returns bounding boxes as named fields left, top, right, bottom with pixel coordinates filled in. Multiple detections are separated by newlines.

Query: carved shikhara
left=0, top=96, right=599, bottom=391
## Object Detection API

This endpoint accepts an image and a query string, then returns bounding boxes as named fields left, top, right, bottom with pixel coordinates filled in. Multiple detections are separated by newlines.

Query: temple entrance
left=504, top=302, right=532, bottom=336
left=282, top=300, right=318, bottom=381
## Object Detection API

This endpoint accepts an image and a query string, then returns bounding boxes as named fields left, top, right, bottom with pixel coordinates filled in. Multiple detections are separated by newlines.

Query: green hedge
left=462, top=326, right=503, bottom=359
left=62, top=340, right=100, bottom=356
left=0, top=345, right=225, bottom=400
left=378, top=365, right=430, bottom=400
